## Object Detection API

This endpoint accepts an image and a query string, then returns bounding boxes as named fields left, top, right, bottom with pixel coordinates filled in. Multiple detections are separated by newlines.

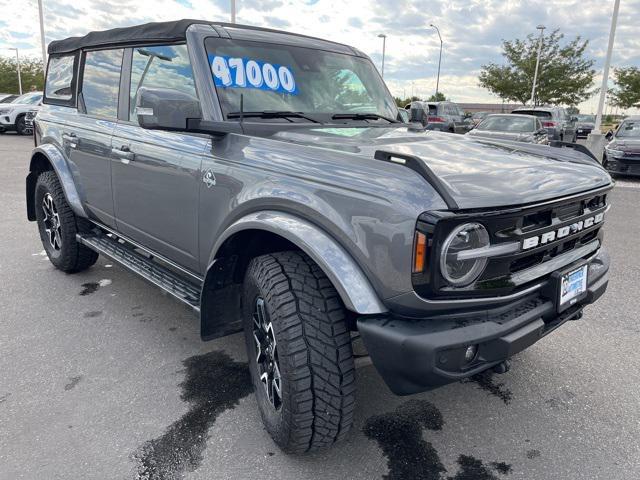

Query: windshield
left=205, top=38, right=397, bottom=123
left=477, top=115, right=535, bottom=133
left=616, top=120, right=640, bottom=138
left=12, top=93, right=42, bottom=105
left=576, top=114, right=595, bottom=123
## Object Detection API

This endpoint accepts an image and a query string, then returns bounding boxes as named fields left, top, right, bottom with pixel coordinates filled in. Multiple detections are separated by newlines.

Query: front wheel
left=243, top=251, right=356, bottom=453
left=15, top=115, right=28, bottom=135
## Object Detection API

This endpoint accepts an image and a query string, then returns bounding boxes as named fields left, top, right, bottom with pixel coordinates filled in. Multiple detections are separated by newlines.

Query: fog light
left=464, top=345, right=478, bottom=363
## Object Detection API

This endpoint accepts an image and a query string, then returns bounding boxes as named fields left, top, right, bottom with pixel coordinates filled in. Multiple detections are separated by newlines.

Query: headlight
left=439, top=223, right=490, bottom=286
left=0, top=108, right=12, bottom=115
left=605, top=146, right=624, bottom=157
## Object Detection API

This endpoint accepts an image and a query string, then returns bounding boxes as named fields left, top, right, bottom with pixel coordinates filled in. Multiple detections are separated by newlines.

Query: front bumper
left=357, top=249, right=609, bottom=395
left=0, top=115, right=14, bottom=129
left=605, top=156, right=640, bottom=177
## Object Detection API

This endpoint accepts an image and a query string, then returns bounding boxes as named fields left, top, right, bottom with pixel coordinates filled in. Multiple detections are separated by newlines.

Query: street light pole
left=230, top=0, right=236, bottom=23
left=429, top=24, right=443, bottom=99
left=8, top=48, right=22, bottom=95
left=529, top=25, right=545, bottom=106
left=586, top=0, right=620, bottom=161
left=38, top=0, right=47, bottom=74
left=594, top=0, right=620, bottom=134
left=378, top=34, right=387, bottom=78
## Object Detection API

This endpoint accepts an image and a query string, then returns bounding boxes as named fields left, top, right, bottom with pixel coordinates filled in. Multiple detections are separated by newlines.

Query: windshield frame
left=204, top=37, right=399, bottom=126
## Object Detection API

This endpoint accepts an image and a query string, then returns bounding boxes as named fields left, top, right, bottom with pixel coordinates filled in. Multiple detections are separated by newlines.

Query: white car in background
left=0, top=92, right=43, bottom=135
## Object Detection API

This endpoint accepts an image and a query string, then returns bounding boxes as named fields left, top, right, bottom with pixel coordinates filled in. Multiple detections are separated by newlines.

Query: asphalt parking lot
left=1, top=132, right=639, bottom=480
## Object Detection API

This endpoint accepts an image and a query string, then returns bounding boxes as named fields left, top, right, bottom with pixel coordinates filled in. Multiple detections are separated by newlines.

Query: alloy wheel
left=42, top=192, right=62, bottom=250
left=252, top=297, right=282, bottom=410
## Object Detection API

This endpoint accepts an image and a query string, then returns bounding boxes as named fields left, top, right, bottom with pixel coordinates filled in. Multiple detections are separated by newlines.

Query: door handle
left=62, top=132, right=77, bottom=148
left=111, top=145, right=135, bottom=163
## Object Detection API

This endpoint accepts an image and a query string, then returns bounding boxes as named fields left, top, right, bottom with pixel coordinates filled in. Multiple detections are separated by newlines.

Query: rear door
left=110, top=44, right=206, bottom=273
left=63, top=48, right=124, bottom=227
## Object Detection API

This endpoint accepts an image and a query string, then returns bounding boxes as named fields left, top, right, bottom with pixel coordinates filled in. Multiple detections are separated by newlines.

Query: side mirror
left=605, top=130, right=614, bottom=140
left=136, top=87, right=202, bottom=131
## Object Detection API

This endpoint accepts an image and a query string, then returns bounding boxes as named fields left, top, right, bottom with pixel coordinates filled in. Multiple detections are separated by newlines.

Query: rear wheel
left=35, top=171, right=98, bottom=272
left=15, top=115, right=27, bottom=135
left=242, top=251, right=355, bottom=453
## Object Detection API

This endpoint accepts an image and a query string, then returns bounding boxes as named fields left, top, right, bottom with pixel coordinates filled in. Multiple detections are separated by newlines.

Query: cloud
left=0, top=0, right=638, bottom=113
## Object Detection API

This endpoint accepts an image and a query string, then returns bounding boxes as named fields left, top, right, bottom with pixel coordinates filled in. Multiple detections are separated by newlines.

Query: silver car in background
left=466, top=114, right=549, bottom=144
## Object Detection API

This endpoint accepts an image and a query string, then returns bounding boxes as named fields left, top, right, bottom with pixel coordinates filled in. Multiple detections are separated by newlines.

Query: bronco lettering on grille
left=522, top=212, right=605, bottom=250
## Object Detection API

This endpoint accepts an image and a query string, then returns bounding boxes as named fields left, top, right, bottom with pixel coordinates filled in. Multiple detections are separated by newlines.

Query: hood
left=272, top=126, right=611, bottom=209
left=609, top=138, right=640, bottom=153
left=0, top=103, right=39, bottom=111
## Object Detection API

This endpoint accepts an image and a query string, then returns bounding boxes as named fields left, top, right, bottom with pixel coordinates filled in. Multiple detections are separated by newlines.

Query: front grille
left=414, top=186, right=611, bottom=300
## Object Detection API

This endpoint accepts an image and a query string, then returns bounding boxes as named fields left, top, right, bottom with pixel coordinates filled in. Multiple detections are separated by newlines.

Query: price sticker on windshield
left=209, top=55, right=298, bottom=95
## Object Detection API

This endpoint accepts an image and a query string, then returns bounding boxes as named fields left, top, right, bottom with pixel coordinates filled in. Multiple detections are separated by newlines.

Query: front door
left=111, top=44, right=205, bottom=273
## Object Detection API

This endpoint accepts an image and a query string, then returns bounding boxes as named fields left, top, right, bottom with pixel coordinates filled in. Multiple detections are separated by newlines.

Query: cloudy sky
left=1, top=0, right=638, bottom=113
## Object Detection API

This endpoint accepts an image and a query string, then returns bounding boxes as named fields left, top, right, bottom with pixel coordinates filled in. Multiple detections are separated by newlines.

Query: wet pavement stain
left=526, top=449, right=541, bottom=459
left=364, top=400, right=510, bottom=480
left=133, top=350, right=252, bottom=480
left=448, top=455, right=508, bottom=480
left=79, top=282, right=100, bottom=296
left=83, top=311, right=103, bottom=318
left=463, top=371, right=513, bottom=405
left=64, top=376, right=83, bottom=391
left=364, top=400, right=445, bottom=480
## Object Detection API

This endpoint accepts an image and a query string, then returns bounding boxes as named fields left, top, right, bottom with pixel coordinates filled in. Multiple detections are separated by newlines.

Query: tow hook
left=492, top=360, right=511, bottom=375
left=570, top=311, right=583, bottom=321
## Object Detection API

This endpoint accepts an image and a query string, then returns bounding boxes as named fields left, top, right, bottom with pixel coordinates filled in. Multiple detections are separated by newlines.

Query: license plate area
left=557, top=263, right=588, bottom=312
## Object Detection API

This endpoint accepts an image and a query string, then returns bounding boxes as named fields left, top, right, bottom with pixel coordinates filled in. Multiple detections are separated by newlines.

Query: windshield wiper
left=331, top=113, right=399, bottom=123
left=227, top=110, right=322, bottom=124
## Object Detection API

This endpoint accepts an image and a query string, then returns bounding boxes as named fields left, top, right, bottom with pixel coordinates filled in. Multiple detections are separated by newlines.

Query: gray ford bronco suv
left=28, top=20, right=612, bottom=453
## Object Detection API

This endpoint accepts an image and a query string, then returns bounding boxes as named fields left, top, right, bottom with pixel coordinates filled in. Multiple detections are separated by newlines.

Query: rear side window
left=81, top=49, right=124, bottom=118
left=513, top=110, right=551, bottom=119
left=44, top=55, right=76, bottom=106
left=129, top=44, right=196, bottom=121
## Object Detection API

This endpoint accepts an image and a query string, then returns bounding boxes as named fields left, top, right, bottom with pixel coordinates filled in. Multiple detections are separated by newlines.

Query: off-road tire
left=35, top=170, right=98, bottom=272
left=15, top=115, right=27, bottom=135
left=243, top=251, right=356, bottom=453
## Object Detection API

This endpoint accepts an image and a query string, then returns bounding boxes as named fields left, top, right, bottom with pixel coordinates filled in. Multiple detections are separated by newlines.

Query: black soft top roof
left=47, top=19, right=359, bottom=56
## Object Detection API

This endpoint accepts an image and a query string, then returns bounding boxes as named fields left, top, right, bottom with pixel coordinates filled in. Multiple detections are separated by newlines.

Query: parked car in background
left=471, top=111, right=490, bottom=126
left=603, top=116, right=640, bottom=177
left=0, top=93, right=18, bottom=103
left=575, top=114, right=596, bottom=139
left=0, top=92, right=43, bottom=135
left=466, top=114, right=549, bottom=144
left=411, top=101, right=473, bottom=133
left=511, top=106, right=576, bottom=143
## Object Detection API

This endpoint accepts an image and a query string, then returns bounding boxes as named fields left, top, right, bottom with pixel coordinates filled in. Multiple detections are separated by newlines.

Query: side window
left=129, top=45, right=196, bottom=121
left=81, top=49, right=124, bottom=118
left=44, top=55, right=76, bottom=105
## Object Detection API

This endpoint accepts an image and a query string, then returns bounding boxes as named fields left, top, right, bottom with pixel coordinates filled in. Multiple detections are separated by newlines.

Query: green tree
left=426, top=92, right=447, bottom=102
left=394, top=96, right=420, bottom=107
left=479, top=30, right=596, bottom=106
left=0, top=56, right=44, bottom=94
left=609, top=67, right=640, bottom=109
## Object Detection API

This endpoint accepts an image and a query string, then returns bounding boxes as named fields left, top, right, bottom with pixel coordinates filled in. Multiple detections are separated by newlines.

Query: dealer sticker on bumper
left=559, top=265, right=588, bottom=309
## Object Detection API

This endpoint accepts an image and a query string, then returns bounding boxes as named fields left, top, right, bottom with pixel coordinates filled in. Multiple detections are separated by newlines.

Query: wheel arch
left=26, top=145, right=87, bottom=221
left=199, top=211, right=387, bottom=340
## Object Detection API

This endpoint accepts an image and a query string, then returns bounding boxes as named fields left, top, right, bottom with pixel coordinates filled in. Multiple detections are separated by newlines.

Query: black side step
left=77, top=232, right=202, bottom=310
